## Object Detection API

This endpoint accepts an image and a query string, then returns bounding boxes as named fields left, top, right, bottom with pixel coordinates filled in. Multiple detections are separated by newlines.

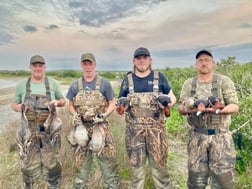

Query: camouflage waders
left=21, top=77, right=61, bottom=189
left=72, top=77, right=120, bottom=189
left=125, top=72, right=170, bottom=189
left=186, top=74, right=237, bottom=189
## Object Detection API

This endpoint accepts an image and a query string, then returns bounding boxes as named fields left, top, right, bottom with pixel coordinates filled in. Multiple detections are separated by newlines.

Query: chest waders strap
left=190, top=74, right=222, bottom=130
left=127, top=74, right=134, bottom=94
left=127, top=71, right=162, bottom=124
left=153, top=71, right=159, bottom=94
left=75, top=76, right=105, bottom=117
left=127, top=71, right=159, bottom=94
left=211, top=74, right=218, bottom=97
left=191, top=77, right=197, bottom=97
left=190, top=74, right=218, bottom=97
left=78, top=76, right=102, bottom=92
left=25, top=77, right=52, bottom=101
left=25, top=77, right=51, bottom=130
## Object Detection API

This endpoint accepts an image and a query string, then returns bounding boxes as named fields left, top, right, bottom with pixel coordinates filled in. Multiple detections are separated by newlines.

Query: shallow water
left=0, top=79, right=19, bottom=89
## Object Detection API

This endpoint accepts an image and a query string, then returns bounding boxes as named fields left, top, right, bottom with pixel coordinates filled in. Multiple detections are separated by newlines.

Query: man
left=11, top=55, right=66, bottom=189
left=66, top=53, right=120, bottom=189
left=178, top=49, right=239, bottom=189
left=117, top=47, right=176, bottom=189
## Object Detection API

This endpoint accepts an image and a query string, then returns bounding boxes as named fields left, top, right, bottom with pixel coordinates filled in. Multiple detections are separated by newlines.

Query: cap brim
left=134, top=54, right=150, bottom=58
left=196, top=50, right=213, bottom=59
left=30, top=62, right=45, bottom=64
left=81, top=58, right=94, bottom=62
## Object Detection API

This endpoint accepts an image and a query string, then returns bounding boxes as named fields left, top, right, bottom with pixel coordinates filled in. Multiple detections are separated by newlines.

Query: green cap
left=30, top=55, right=45, bottom=64
left=81, top=53, right=96, bottom=62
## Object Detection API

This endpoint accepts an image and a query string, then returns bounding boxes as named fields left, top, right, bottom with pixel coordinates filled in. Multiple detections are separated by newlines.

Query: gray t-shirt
left=66, top=75, right=114, bottom=101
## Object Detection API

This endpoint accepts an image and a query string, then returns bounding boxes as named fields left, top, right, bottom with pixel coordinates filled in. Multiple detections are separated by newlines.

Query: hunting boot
left=24, top=182, right=31, bottom=189
left=48, top=180, right=60, bottom=189
left=23, top=175, right=33, bottom=189
left=187, top=170, right=209, bottom=189
left=210, top=171, right=234, bottom=189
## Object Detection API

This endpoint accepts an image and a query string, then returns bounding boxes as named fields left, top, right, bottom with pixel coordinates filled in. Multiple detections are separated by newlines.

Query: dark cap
left=81, top=53, right=96, bottom=62
left=134, top=47, right=151, bottom=58
left=195, top=49, right=213, bottom=59
left=30, top=55, right=45, bottom=64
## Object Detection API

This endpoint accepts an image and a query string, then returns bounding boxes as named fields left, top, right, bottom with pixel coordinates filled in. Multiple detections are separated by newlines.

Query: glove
left=72, top=112, right=81, bottom=126
left=157, top=95, right=171, bottom=107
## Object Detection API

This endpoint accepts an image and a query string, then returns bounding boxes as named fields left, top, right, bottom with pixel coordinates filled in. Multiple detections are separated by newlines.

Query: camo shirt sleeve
left=219, top=74, right=238, bottom=105
left=179, top=78, right=193, bottom=103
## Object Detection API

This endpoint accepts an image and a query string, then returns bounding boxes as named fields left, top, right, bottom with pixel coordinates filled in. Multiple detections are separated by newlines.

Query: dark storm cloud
left=23, top=25, right=37, bottom=32
left=68, top=0, right=167, bottom=27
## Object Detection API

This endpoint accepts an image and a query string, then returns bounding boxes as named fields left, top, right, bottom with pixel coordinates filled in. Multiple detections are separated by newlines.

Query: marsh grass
left=0, top=104, right=189, bottom=188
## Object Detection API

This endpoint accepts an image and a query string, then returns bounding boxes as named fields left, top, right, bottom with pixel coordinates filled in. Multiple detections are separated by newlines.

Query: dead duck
left=43, top=103, right=62, bottom=137
left=16, top=103, right=31, bottom=144
left=89, top=124, right=105, bottom=156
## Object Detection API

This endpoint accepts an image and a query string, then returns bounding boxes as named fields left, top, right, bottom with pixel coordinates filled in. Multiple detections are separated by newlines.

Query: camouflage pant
left=73, top=123, right=120, bottom=189
left=125, top=122, right=170, bottom=189
left=187, top=129, right=236, bottom=189
left=20, top=132, right=62, bottom=189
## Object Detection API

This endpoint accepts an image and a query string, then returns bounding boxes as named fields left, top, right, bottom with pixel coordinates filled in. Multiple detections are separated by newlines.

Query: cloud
left=0, top=32, right=14, bottom=46
left=23, top=25, right=37, bottom=32
left=46, top=24, right=60, bottom=30
left=67, top=0, right=167, bottom=27
left=239, top=23, right=252, bottom=28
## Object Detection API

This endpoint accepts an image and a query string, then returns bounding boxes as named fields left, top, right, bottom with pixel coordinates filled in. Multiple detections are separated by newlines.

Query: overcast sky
left=0, top=0, right=251, bottom=71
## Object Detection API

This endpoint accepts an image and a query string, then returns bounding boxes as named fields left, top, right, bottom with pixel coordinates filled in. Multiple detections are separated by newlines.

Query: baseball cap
left=195, top=49, right=213, bottom=59
left=134, top=47, right=151, bottom=58
left=81, top=53, right=96, bottom=62
left=30, top=55, right=45, bottom=64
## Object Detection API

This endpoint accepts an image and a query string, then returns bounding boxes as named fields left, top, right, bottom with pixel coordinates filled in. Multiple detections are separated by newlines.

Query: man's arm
left=103, top=98, right=116, bottom=118
left=167, top=89, right=176, bottom=107
left=11, top=102, right=22, bottom=112
left=68, top=100, right=77, bottom=116
left=50, top=98, right=66, bottom=107
left=219, top=103, right=239, bottom=114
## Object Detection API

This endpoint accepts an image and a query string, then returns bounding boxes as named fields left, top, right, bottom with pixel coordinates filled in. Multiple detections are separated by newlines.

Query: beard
left=135, top=65, right=151, bottom=73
